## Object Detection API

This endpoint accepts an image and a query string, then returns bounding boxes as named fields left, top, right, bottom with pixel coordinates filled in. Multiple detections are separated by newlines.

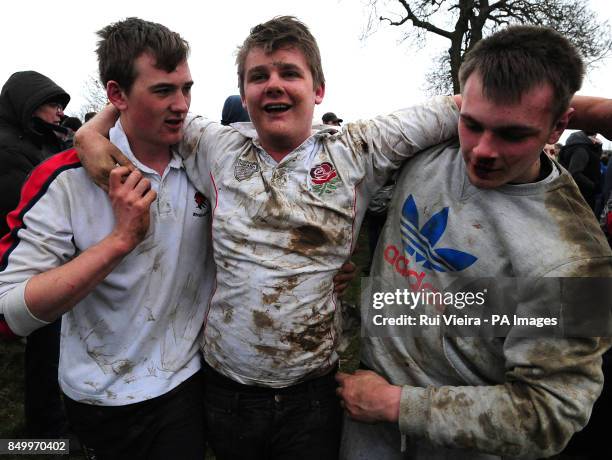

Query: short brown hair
left=96, top=17, right=190, bottom=93
left=236, top=16, right=325, bottom=96
left=459, top=25, right=584, bottom=122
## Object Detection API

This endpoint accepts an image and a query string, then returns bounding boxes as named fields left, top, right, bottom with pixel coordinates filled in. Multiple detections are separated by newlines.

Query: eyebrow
left=149, top=81, right=193, bottom=90
left=460, top=113, right=541, bottom=135
left=247, top=62, right=302, bottom=74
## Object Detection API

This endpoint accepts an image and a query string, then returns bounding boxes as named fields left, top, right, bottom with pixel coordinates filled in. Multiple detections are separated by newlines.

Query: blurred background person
left=322, top=111, right=342, bottom=127
left=84, top=111, right=97, bottom=122
left=559, top=130, right=602, bottom=212
left=59, top=116, right=82, bottom=149
left=0, top=70, right=70, bottom=439
left=221, top=94, right=250, bottom=125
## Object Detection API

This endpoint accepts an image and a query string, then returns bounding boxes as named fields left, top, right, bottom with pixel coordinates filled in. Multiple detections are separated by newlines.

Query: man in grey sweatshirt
left=337, top=25, right=612, bottom=459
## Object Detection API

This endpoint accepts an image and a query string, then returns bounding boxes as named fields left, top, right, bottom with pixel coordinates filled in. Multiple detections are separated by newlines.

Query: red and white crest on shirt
left=309, top=162, right=341, bottom=195
left=193, top=191, right=210, bottom=217
left=194, top=191, right=206, bottom=209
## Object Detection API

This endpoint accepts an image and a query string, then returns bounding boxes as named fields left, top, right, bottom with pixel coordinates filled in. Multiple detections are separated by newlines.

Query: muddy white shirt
left=180, top=97, right=459, bottom=387
left=0, top=121, right=214, bottom=405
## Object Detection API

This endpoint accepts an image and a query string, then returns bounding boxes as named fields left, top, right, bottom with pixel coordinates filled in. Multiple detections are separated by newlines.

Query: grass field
left=0, top=222, right=372, bottom=459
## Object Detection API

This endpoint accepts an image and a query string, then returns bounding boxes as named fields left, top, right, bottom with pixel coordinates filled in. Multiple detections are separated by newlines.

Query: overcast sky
left=2, top=0, right=611, bottom=147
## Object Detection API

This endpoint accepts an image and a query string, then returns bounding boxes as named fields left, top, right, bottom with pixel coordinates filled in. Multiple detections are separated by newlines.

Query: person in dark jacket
left=220, top=94, right=250, bottom=125
left=558, top=130, right=602, bottom=211
left=0, top=70, right=70, bottom=439
left=0, top=70, right=70, bottom=236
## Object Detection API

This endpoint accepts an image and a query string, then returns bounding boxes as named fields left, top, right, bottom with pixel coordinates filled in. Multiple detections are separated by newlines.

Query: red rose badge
left=194, top=191, right=207, bottom=209
left=309, top=162, right=341, bottom=195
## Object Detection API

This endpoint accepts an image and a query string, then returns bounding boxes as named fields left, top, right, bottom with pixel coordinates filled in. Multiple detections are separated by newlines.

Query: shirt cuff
left=398, top=385, right=429, bottom=438
left=2, top=281, right=50, bottom=336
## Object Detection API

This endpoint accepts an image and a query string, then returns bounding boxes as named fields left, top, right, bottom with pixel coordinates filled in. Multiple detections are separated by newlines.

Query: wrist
left=384, top=384, right=402, bottom=422
left=105, top=231, right=139, bottom=257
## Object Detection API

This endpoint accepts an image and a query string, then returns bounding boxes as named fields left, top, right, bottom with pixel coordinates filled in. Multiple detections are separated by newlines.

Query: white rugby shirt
left=0, top=121, right=215, bottom=405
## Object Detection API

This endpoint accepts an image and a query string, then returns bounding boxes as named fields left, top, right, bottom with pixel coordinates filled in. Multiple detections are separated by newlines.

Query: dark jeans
left=366, top=212, right=388, bottom=274
left=24, top=318, right=67, bottom=438
left=64, top=371, right=205, bottom=460
left=562, top=349, right=612, bottom=458
left=204, top=362, right=342, bottom=460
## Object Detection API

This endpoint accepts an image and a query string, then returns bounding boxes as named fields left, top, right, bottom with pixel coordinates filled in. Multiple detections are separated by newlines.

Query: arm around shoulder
left=75, top=104, right=134, bottom=191
left=569, top=95, right=612, bottom=140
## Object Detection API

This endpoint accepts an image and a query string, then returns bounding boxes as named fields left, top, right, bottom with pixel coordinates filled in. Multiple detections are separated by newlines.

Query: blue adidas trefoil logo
left=400, top=195, right=477, bottom=272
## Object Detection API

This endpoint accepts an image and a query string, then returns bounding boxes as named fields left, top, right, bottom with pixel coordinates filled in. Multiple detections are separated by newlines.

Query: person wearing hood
left=0, top=70, right=70, bottom=439
left=558, top=130, right=602, bottom=211
left=0, top=70, right=71, bottom=236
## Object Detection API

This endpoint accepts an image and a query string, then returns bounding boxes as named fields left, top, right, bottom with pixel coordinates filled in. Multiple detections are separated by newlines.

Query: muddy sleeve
left=398, top=336, right=608, bottom=457
left=178, top=114, right=219, bottom=198
left=397, top=260, right=612, bottom=457
left=340, top=96, right=459, bottom=186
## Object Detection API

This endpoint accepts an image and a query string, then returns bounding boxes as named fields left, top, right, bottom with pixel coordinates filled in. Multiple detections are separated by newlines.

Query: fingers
left=341, top=261, right=357, bottom=274
left=141, top=188, right=157, bottom=207
left=334, top=272, right=353, bottom=283
left=122, top=169, right=143, bottom=189
left=109, top=166, right=132, bottom=191
left=334, top=281, right=349, bottom=294
left=334, top=260, right=358, bottom=296
left=112, top=150, right=136, bottom=171
left=335, top=371, right=349, bottom=384
left=109, top=169, right=156, bottom=203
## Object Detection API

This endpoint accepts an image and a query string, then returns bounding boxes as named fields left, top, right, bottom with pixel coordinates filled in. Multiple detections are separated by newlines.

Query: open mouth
left=473, top=164, right=499, bottom=176
left=165, top=119, right=184, bottom=127
left=263, top=103, right=291, bottom=114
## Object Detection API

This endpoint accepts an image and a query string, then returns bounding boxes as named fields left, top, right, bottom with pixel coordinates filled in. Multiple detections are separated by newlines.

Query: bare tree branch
left=365, top=0, right=612, bottom=94
left=72, top=75, right=108, bottom=121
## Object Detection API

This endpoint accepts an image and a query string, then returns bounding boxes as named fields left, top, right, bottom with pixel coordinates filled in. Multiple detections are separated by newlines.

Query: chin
left=165, top=132, right=183, bottom=145
left=467, top=172, right=500, bottom=189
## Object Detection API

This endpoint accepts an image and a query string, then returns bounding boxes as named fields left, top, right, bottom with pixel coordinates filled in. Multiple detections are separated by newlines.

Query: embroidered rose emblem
left=194, top=191, right=206, bottom=209
left=309, top=162, right=341, bottom=195
left=310, top=162, right=337, bottom=184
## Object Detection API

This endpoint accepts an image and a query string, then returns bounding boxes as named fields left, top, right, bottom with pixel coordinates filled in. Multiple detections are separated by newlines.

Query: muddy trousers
left=203, top=361, right=342, bottom=460
left=63, top=370, right=205, bottom=460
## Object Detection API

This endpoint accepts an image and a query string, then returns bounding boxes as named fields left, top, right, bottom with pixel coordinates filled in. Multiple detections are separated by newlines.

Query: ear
left=106, top=81, right=128, bottom=111
left=547, top=107, right=573, bottom=144
left=314, top=83, right=325, bottom=105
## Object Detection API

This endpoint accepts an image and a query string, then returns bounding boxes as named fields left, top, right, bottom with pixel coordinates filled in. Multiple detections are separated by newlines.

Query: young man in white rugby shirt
left=0, top=18, right=214, bottom=460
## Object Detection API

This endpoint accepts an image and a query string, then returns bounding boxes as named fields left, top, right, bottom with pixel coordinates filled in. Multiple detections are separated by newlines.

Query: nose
left=171, top=92, right=189, bottom=113
left=471, top=131, right=498, bottom=160
left=264, top=72, right=284, bottom=97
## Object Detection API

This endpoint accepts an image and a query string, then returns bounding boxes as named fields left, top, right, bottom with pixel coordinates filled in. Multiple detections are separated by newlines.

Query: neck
left=260, top=135, right=305, bottom=164
left=121, top=118, right=171, bottom=176
left=129, top=139, right=171, bottom=176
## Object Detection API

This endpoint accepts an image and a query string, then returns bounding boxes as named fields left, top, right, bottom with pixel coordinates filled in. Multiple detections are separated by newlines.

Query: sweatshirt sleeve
left=397, top=260, right=612, bottom=458
left=399, top=336, right=608, bottom=458
left=0, top=163, right=77, bottom=336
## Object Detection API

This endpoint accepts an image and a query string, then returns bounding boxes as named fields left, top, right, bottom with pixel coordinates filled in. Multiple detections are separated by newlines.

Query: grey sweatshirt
left=360, top=140, right=612, bottom=459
